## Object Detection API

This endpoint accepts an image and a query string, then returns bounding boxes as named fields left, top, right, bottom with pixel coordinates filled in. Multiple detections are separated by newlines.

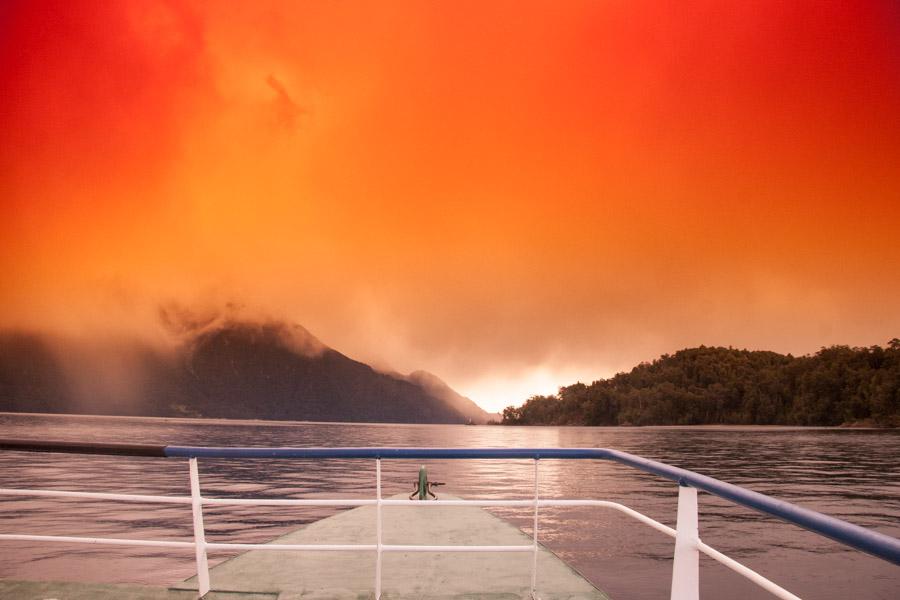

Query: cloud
left=1, top=2, right=899, bottom=412
left=266, top=74, right=304, bottom=131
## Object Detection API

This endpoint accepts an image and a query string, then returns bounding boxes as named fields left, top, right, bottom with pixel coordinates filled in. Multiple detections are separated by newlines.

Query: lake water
left=0, top=413, right=897, bottom=599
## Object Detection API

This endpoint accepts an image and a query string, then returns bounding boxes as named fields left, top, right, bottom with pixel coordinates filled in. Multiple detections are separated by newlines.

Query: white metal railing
left=0, top=456, right=805, bottom=600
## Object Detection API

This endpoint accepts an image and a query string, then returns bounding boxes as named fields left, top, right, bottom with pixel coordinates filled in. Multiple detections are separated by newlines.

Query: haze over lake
left=1, top=414, right=897, bottom=599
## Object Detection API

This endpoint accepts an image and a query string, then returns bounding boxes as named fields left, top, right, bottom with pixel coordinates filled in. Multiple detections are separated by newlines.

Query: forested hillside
left=502, top=341, right=900, bottom=427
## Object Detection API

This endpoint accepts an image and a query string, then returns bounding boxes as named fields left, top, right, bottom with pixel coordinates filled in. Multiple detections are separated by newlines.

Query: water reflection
left=0, top=415, right=897, bottom=599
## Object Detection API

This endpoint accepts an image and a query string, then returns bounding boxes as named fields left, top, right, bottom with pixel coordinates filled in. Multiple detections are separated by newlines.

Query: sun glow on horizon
left=458, top=365, right=614, bottom=414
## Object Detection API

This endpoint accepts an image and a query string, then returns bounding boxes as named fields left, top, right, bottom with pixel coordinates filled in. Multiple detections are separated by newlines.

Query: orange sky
left=2, top=1, right=900, bottom=411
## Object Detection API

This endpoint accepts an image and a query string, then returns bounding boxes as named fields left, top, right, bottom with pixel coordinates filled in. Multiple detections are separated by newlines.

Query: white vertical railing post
left=531, top=458, right=540, bottom=599
left=670, top=484, right=700, bottom=600
left=189, top=458, right=211, bottom=598
left=375, top=458, right=383, bottom=600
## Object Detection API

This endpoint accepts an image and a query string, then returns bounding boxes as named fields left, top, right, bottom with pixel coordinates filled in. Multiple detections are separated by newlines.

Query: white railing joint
left=531, top=457, right=540, bottom=598
left=670, top=485, right=700, bottom=600
left=375, top=458, right=383, bottom=600
left=188, top=458, right=211, bottom=598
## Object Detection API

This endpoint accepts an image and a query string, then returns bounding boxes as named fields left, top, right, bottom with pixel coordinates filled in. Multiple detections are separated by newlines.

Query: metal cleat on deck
left=409, top=465, right=445, bottom=500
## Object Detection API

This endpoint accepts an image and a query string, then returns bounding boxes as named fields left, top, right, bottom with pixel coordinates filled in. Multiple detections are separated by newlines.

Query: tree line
left=501, top=340, right=900, bottom=427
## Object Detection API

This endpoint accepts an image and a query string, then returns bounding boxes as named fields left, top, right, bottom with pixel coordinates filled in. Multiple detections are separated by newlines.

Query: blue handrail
left=1, top=439, right=898, bottom=567
left=163, top=445, right=900, bottom=566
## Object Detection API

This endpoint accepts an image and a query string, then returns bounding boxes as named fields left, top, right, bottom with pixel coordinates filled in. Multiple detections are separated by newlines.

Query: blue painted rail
left=2, top=440, right=899, bottom=567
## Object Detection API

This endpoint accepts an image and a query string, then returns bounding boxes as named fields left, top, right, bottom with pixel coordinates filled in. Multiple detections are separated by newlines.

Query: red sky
left=2, top=1, right=899, bottom=411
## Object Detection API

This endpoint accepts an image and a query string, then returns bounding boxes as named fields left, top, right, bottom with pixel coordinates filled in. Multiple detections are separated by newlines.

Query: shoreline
left=1, top=411, right=896, bottom=431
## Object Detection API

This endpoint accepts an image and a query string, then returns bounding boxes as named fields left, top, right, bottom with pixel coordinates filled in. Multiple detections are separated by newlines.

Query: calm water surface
left=0, top=414, right=897, bottom=599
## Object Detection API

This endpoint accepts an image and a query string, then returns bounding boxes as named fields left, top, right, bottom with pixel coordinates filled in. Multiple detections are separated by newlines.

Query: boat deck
left=0, top=581, right=272, bottom=599
left=1, top=494, right=609, bottom=600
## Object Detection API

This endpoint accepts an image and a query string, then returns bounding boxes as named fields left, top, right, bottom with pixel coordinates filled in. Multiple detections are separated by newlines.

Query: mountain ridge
left=0, top=320, right=492, bottom=424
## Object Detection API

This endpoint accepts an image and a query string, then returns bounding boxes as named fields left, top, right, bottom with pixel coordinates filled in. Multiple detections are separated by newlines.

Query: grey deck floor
left=0, top=580, right=274, bottom=599
left=2, top=494, right=609, bottom=600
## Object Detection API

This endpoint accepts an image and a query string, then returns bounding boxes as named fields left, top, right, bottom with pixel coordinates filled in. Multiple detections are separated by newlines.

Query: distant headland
left=500, top=340, right=900, bottom=428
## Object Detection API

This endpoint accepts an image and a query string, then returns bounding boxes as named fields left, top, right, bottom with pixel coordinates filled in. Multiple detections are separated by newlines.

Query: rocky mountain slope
left=0, top=320, right=492, bottom=424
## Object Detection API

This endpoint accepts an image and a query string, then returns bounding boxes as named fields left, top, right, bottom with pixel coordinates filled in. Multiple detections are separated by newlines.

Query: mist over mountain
left=0, top=319, right=492, bottom=424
